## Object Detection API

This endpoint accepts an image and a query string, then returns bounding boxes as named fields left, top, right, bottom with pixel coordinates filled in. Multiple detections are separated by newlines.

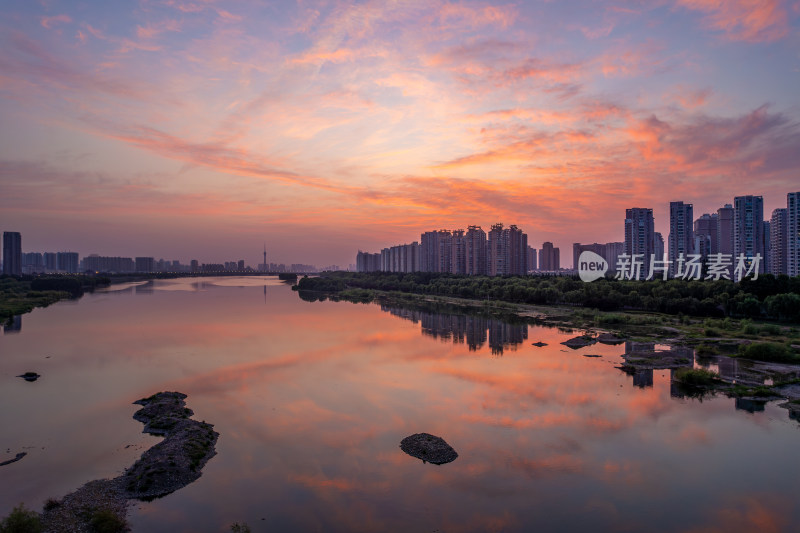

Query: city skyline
left=1, top=2, right=799, bottom=267
left=4, top=187, right=799, bottom=272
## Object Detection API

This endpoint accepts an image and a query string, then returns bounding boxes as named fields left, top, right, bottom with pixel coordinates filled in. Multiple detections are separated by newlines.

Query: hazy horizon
left=2, top=1, right=799, bottom=267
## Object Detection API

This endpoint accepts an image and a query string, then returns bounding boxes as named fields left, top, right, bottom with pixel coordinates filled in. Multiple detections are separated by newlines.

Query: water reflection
left=2, top=279, right=800, bottom=532
left=381, top=305, right=527, bottom=355
left=3, top=315, right=22, bottom=334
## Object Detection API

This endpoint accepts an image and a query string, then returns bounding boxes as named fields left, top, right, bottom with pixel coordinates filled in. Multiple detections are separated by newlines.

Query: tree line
left=296, top=272, right=800, bottom=322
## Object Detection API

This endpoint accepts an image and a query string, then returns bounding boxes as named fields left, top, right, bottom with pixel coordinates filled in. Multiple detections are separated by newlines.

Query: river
left=1, top=277, right=798, bottom=532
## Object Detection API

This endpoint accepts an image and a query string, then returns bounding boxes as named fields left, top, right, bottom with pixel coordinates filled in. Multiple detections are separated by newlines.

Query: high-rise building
left=465, top=226, right=487, bottom=275
left=451, top=229, right=466, bottom=274
left=694, top=213, right=719, bottom=258
left=655, top=232, right=664, bottom=262
left=82, top=255, right=135, bottom=273
left=527, top=245, right=537, bottom=271
left=487, top=224, right=528, bottom=276
left=717, top=204, right=734, bottom=256
left=135, top=257, right=155, bottom=273
left=788, top=192, right=800, bottom=277
left=488, top=224, right=507, bottom=276
left=763, top=221, right=771, bottom=274
left=734, top=195, right=764, bottom=273
left=669, top=201, right=694, bottom=276
left=539, top=242, right=560, bottom=271
left=22, top=252, right=44, bottom=274
left=605, top=242, right=624, bottom=268
left=770, top=208, right=787, bottom=276
left=507, top=225, right=527, bottom=275
left=420, top=230, right=452, bottom=273
left=2, top=232, right=22, bottom=276
left=573, top=243, right=603, bottom=270
left=43, top=252, right=57, bottom=272
left=57, top=252, right=79, bottom=273
left=624, top=208, right=655, bottom=275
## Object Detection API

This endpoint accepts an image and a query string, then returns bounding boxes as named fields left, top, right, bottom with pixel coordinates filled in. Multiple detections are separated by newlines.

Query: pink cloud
left=40, top=14, right=71, bottom=29
left=678, top=0, right=790, bottom=42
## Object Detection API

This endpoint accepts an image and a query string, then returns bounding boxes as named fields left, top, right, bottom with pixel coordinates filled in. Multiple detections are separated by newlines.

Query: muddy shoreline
left=39, top=392, right=218, bottom=532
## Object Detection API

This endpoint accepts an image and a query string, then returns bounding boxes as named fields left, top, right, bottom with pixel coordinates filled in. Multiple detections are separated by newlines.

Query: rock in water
left=400, top=433, right=458, bottom=465
left=561, top=335, right=596, bottom=349
left=596, top=332, right=625, bottom=345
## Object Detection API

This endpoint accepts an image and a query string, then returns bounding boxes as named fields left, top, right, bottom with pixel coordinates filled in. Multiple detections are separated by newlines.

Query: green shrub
left=695, top=344, right=719, bottom=356
left=673, top=367, right=720, bottom=386
left=0, top=504, right=42, bottom=533
left=759, top=324, right=781, bottom=336
left=231, top=523, right=252, bottom=533
left=737, top=342, right=799, bottom=363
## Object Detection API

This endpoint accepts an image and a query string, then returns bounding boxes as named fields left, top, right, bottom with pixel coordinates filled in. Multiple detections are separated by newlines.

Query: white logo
left=578, top=251, right=608, bottom=282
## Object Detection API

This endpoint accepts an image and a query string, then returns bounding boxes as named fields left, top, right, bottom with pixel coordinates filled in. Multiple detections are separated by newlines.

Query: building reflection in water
left=3, top=315, right=22, bottom=334
left=381, top=305, right=527, bottom=356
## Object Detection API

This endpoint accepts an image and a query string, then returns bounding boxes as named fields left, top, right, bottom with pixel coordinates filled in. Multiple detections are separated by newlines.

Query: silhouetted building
left=57, top=252, right=79, bottom=273
left=356, top=251, right=381, bottom=272
left=527, top=245, right=537, bottom=271
left=43, top=252, right=57, bottom=271
left=716, top=204, right=734, bottom=256
left=451, top=229, right=466, bottom=274
left=669, top=201, right=694, bottom=276
left=22, top=252, right=44, bottom=274
left=2, top=232, right=22, bottom=276
left=465, top=226, right=487, bottom=275
left=573, top=242, right=621, bottom=270
left=694, top=213, right=718, bottom=258
left=420, top=230, right=452, bottom=273
left=734, top=195, right=764, bottom=273
left=788, top=192, right=800, bottom=277
left=539, top=241, right=560, bottom=271
left=769, top=208, right=787, bottom=275
left=82, top=255, right=135, bottom=273
left=135, top=257, right=155, bottom=273
left=624, top=208, right=655, bottom=277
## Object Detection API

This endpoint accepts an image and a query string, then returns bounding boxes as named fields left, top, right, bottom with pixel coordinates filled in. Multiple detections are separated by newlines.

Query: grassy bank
left=0, top=275, right=110, bottom=323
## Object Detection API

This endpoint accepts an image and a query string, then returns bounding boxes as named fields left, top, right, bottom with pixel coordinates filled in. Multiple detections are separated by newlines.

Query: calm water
left=1, top=277, right=799, bottom=532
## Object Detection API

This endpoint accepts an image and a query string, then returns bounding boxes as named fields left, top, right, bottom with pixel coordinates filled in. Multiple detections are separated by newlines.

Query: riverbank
left=0, top=275, right=111, bottom=324
left=1, top=392, right=218, bottom=532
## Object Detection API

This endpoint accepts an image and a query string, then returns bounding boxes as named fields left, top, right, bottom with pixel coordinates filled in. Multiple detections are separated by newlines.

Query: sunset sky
left=1, top=0, right=799, bottom=267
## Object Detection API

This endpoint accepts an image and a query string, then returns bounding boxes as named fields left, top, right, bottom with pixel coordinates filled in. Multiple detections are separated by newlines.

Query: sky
left=1, top=0, right=799, bottom=268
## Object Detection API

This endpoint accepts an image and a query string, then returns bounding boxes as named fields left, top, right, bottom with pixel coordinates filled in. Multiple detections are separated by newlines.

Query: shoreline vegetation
left=294, top=271, right=800, bottom=416
left=0, top=275, right=111, bottom=325
left=0, top=392, right=218, bottom=533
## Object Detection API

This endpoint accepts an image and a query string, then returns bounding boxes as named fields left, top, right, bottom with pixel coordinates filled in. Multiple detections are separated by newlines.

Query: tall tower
left=768, top=208, right=787, bottom=275
left=669, top=201, right=694, bottom=276
left=624, top=208, right=655, bottom=276
left=263, top=243, right=267, bottom=272
left=733, top=195, right=764, bottom=273
left=2, top=232, right=22, bottom=276
left=788, top=192, right=800, bottom=277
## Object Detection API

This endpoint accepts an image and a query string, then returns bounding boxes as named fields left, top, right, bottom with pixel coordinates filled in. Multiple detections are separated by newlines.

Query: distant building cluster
left=357, top=223, right=560, bottom=275
left=611, top=193, right=800, bottom=278
left=357, top=191, right=800, bottom=280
